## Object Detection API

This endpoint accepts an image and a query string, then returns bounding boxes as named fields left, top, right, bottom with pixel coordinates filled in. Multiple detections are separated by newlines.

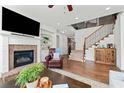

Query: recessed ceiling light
left=57, top=22, right=60, bottom=25
left=75, top=17, right=79, bottom=20
left=62, top=31, right=65, bottom=33
left=105, top=7, right=111, bottom=10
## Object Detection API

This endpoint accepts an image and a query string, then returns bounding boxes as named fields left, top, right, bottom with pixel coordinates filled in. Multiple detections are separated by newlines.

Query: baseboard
left=69, top=59, right=82, bottom=62
left=85, top=60, right=94, bottom=62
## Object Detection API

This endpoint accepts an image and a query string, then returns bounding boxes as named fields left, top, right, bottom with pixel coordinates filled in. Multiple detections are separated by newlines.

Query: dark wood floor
left=0, top=69, right=91, bottom=88
left=0, top=56, right=119, bottom=86
left=62, top=57, right=119, bottom=84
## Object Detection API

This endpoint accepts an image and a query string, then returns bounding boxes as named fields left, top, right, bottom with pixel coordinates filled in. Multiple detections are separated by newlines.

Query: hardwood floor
left=0, top=69, right=91, bottom=88
left=0, top=56, right=119, bottom=86
left=0, top=78, right=2, bottom=84
left=63, top=57, right=119, bottom=84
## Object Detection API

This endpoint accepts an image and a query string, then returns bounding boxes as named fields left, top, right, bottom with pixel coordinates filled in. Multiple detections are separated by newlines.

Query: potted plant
left=15, top=63, right=45, bottom=88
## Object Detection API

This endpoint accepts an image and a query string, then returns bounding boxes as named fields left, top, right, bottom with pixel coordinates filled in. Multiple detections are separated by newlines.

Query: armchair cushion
left=52, top=53, right=60, bottom=60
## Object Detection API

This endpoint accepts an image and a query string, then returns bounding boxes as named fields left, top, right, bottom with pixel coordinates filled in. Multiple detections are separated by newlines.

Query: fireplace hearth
left=14, top=50, right=34, bottom=67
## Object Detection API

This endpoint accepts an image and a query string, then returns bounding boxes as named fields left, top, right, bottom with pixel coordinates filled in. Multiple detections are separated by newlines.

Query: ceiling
left=3, top=5, right=124, bottom=36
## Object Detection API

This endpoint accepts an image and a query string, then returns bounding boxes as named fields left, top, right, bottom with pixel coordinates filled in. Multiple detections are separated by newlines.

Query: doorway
left=67, top=38, right=75, bottom=55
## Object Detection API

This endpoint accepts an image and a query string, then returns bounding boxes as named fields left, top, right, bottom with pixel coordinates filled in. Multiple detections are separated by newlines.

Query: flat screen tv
left=2, top=7, right=40, bottom=36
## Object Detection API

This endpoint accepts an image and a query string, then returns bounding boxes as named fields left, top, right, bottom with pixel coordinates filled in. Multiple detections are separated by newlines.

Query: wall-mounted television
left=2, top=7, right=40, bottom=36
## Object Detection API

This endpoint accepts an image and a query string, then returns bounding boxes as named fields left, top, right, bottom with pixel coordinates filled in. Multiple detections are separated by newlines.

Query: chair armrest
left=45, top=56, right=50, bottom=61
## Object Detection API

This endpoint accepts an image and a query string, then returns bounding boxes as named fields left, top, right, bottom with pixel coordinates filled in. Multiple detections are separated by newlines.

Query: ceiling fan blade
left=67, top=5, right=73, bottom=11
left=48, top=5, right=54, bottom=8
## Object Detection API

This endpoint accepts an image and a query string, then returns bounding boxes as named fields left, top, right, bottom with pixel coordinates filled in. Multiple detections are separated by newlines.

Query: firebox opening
left=14, top=50, right=34, bottom=68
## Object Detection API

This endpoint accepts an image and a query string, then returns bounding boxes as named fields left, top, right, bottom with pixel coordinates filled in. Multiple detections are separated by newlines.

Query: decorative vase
left=26, top=79, right=38, bottom=88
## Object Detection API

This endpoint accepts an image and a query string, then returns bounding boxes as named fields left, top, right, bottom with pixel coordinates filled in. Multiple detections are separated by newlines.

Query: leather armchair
left=45, top=48, right=63, bottom=69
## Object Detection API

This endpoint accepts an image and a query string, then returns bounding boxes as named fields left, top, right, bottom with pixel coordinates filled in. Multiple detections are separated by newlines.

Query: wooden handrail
left=85, top=25, right=104, bottom=40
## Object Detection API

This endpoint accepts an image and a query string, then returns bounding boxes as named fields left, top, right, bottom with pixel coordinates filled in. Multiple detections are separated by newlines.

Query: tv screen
left=2, top=7, right=40, bottom=36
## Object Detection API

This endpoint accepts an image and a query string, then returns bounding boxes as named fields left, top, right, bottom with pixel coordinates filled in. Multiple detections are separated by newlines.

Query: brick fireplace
left=9, top=45, right=37, bottom=70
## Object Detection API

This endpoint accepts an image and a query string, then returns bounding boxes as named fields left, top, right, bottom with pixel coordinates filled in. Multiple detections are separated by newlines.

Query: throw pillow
left=53, top=53, right=60, bottom=60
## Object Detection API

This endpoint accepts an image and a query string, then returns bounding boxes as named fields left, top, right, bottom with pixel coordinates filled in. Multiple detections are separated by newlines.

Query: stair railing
left=83, top=24, right=114, bottom=62
left=85, top=24, right=114, bottom=49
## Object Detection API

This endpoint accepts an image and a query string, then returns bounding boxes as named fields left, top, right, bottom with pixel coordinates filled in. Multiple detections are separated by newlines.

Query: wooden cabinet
left=95, top=48, right=115, bottom=65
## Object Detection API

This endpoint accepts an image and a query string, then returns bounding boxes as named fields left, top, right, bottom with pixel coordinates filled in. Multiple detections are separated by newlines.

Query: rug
left=50, top=68, right=109, bottom=88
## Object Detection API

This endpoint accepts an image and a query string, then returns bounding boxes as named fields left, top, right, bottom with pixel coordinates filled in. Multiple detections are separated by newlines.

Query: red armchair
left=45, top=48, right=63, bottom=69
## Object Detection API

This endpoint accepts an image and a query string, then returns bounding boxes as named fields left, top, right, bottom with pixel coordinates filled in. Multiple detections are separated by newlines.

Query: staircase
left=83, top=24, right=114, bottom=62
left=85, top=34, right=114, bottom=61
left=69, top=50, right=83, bottom=62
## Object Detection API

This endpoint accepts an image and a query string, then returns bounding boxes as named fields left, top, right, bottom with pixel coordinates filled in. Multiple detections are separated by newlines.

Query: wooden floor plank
left=63, top=57, right=119, bottom=84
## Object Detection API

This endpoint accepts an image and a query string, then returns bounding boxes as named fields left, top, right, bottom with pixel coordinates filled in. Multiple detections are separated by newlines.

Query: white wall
left=120, top=12, right=124, bottom=70
left=75, top=26, right=101, bottom=50
left=113, top=14, right=121, bottom=69
left=40, top=25, right=57, bottom=48
left=40, top=29, right=56, bottom=62
left=0, top=6, right=1, bottom=30
left=113, top=12, right=124, bottom=70
left=0, top=35, right=9, bottom=73
left=57, top=33, right=68, bottom=54
left=41, top=26, right=68, bottom=55
left=0, top=5, right=2, bottom=77
left=85, top=48, right=95, bottom=61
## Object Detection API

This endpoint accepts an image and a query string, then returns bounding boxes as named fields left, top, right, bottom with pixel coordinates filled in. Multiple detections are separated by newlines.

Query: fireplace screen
left=14, top=50, right=34, bottom=67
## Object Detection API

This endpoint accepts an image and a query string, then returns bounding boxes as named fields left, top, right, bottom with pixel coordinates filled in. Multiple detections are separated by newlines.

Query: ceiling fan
left=48, top=5, right=73, bottom=12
